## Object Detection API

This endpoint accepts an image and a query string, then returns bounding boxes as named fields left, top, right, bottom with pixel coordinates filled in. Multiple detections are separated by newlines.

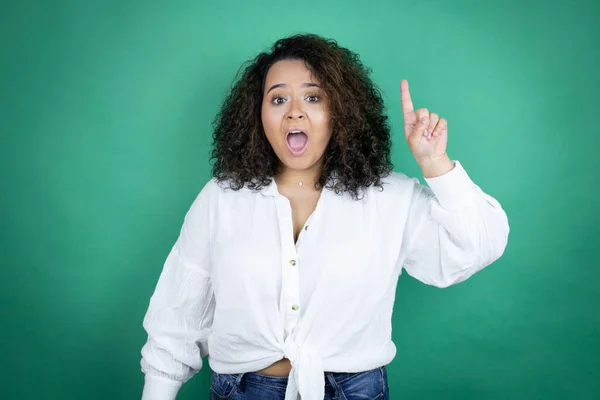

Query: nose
left=286, top=98, right=305, bottom=120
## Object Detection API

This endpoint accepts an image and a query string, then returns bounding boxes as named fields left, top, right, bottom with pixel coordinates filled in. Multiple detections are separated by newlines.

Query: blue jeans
left=209, top=365, right=389, bottom=399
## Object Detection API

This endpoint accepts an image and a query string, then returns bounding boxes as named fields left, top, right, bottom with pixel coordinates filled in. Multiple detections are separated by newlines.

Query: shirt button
left=304, top=225, right=309, bottom=231
left=291, top=305, right=299, bottom=311
left=289, top=260, right=296, bottom=266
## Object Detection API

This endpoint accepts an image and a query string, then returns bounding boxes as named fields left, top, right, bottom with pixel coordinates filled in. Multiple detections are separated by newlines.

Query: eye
left=270, top=93, right=321, bottom=105
left=271, top=95, right=286, bottom=105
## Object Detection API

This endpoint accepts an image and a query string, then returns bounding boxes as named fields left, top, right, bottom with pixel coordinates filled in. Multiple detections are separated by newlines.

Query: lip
left=286, top=127, right=309, bottom=135
left=285, top=128, right=309, bottom=156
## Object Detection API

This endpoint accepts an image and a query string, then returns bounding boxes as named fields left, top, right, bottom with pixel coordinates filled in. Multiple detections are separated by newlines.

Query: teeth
left=289, top=130, right=302, bottom=134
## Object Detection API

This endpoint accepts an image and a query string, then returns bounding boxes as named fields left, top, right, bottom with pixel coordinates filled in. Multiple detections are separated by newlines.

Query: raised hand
left=400, top=79, right=454, bottom=178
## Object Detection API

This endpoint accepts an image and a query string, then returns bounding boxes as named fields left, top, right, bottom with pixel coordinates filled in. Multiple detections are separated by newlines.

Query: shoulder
left=327, top=171, right=419, bottom=203
left=186, top=178, right=224, bottom=209
left=200, top=177, right=224, bottom=195
left=381, top=170, right=417, bottom=187
left=376, top=171, right=419, bottom=197
left=340, top=171, right=418, bottom=205
left=196, top=177, right=262, bottom=202
left=192, top=177, right=219, bottom=200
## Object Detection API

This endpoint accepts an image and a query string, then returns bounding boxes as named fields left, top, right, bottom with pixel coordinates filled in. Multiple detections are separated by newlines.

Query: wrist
left=417, top=154, right=454, bottom=178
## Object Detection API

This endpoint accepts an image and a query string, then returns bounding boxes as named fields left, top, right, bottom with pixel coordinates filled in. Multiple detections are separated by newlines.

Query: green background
left=2, top=0, right=598, bottom=399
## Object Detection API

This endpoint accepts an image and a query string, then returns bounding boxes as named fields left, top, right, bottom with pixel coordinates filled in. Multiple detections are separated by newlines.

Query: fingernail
left=424, top=130, right=430, bottom=137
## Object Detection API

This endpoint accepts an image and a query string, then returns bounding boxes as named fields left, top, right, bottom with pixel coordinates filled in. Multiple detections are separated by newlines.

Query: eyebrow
left=266, top=82, right=321, bottom=94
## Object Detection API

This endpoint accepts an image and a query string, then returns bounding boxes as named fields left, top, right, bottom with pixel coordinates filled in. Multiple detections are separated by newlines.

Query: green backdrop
left=2, top=0, right=598, bottom=399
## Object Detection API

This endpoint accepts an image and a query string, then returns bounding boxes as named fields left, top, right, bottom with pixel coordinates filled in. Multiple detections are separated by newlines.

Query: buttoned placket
left=273, top=194, right=302, bottom=339
left=258, top=182, right=331, bottom=399
left=269, top=181, right=328, bottom=344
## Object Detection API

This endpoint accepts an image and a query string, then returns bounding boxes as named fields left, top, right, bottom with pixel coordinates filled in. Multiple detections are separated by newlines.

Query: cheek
left=262, top=102, right=287, bottom=122
left=313, top=111, right=332, bottom=143
left=261, top=107, right=281, bottom=141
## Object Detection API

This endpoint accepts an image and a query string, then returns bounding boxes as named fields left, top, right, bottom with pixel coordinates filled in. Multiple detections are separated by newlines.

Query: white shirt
left=140, top=160, right=509, bottom=400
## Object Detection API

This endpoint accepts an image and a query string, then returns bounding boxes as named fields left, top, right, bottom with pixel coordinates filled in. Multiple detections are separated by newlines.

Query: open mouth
left=286, top=130, right=309, bottom=156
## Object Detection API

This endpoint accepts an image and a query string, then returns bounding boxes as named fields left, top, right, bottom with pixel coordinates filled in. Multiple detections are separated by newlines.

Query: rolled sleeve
left=141, top=375, right=182, bottom=400
left=399, top=160, right=510, bottom=287
left=423, top=160, right=478, bottom=211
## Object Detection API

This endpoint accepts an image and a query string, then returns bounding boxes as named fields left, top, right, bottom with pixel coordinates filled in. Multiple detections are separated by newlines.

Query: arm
left=399, top=160, right=509, bottom=287
left=140, top=181, right=216, bottom=400
left=396, top=80, right=509, bottom=287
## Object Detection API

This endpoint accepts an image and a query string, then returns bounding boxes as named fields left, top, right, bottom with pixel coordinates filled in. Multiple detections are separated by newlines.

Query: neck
left=275, top=161, right=323, bottom=191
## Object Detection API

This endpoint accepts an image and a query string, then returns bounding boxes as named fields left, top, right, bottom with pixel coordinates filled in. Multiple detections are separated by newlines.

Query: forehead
left=264, top=59, right=318, bottom=85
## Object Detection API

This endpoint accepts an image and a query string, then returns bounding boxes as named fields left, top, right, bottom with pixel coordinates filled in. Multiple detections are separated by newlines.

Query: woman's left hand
left=400, top=79, right=454, bottom=178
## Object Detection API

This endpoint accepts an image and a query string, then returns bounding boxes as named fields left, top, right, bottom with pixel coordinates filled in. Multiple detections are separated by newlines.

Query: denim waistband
left=219, top=365, right=387, bottom=390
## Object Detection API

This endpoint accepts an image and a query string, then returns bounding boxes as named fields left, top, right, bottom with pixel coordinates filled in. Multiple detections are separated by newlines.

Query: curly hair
left=210, top=33, right=393, bottom=200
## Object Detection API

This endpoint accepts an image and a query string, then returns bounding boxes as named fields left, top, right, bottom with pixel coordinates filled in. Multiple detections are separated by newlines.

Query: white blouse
left=140, top=160, right=509, bottom=400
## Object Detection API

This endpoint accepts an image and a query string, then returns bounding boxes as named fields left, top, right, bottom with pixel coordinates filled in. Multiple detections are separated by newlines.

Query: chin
left=280, top=154, right=321, bottom=171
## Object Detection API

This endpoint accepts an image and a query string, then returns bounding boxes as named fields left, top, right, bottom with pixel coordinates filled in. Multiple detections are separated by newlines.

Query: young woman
left=140, top=33, right=509, bottom=400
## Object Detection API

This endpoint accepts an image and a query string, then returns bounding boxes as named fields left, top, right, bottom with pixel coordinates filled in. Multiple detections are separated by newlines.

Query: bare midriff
left=255, top=358, right=292, bottom=376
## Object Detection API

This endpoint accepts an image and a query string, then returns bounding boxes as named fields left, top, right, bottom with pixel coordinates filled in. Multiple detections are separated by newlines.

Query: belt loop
left=235, top=372, right=246, bottom=393
left=325, top=372, right=342, bottom=399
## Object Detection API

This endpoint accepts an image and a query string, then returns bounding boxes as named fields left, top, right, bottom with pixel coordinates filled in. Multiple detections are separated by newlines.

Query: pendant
left=298, top=182, right=303, bottom=187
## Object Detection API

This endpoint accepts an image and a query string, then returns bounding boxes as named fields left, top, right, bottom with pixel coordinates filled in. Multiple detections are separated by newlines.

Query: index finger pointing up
left=400, top=79, right=416, bottom=123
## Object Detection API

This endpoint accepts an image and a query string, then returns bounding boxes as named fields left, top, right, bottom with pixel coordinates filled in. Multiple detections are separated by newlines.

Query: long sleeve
left=399, top=160, right=509, bottom=288
left=140, top=182, right=216, bottom=400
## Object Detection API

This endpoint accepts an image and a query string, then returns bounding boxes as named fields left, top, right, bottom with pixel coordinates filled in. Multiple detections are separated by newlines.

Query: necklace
left=298, top=182, right=303, bottom=187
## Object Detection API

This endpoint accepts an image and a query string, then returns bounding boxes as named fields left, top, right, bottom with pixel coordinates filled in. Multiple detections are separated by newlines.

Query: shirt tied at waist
left=283, top=337, right=324, bottom=400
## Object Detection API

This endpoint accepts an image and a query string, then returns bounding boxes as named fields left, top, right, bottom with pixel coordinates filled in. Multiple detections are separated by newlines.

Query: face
left=261, top=59, right=332, bottom=173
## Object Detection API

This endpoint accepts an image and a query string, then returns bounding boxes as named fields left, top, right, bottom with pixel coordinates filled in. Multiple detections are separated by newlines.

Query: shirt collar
left=259, top=173, right=339, bottom=197
left=259, top=178, right=279, bottom=197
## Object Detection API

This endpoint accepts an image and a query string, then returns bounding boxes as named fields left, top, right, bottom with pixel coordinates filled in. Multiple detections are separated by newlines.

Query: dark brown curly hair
left=210, top=33, right=393, bottom=200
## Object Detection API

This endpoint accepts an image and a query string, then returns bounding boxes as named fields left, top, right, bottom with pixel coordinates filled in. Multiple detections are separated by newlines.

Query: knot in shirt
left=282, top=337, right=324, bottom=400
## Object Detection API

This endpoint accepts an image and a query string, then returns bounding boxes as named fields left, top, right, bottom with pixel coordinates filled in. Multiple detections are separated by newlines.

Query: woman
left=140, top=33, right=509, bottom=400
